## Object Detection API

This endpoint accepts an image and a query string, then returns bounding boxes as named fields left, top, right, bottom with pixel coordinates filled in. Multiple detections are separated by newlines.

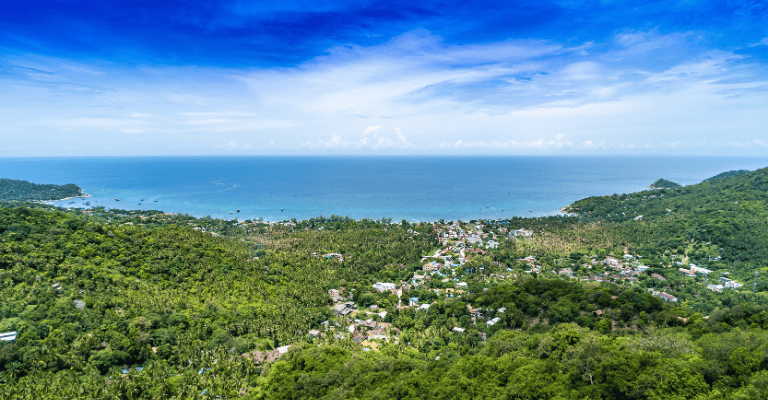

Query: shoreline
left=56, top=193, right=91, bottom=201
left=51, top=201, right=569, bottom=224
left=38, top=193, right=91, bottom=203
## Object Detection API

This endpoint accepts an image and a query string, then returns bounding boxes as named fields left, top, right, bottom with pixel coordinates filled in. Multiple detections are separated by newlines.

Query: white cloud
left=440, top=140, right=488, bottom=149
left=4, top=28, right=768, bottom=155
left=749, top=37, right=768, bottom=47
left=299, top=128, right=411, bottom=150
left=300, top=133, right=370, bottom=149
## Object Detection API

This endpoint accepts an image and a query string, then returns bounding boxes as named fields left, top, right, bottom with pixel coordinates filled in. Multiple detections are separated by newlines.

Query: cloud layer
left=1, top=1, right=767, bottom=155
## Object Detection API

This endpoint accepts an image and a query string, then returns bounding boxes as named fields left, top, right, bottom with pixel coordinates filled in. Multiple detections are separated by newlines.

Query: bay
left=1, top=156, right=767, bottom=222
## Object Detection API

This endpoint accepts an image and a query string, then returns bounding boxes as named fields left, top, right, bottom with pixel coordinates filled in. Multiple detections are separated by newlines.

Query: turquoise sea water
left=2, top=156, right=767, bottom=222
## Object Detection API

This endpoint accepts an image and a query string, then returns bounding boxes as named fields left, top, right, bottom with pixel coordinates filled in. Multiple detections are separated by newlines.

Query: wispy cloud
left=2, top=7, right=768, bottom=155
left=300, top=127, right=411, bottom=150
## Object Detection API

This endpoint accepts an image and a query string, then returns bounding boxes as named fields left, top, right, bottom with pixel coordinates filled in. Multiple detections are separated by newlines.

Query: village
left=246, top=220, right=750, bottom=361
left=67, top=209, right=751, bottom=363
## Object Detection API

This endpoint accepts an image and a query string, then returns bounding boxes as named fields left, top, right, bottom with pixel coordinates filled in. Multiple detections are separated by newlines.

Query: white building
left=689, top=265, right=712, bottom=275
left=372, top=282, right=397, bottom=292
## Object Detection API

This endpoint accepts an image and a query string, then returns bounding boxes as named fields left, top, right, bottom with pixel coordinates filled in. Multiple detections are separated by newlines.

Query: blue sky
left=2, top=0, right=767, bottom=156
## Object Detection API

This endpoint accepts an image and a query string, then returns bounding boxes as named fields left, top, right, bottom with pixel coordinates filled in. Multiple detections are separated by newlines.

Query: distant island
left=0, top=178, right=87, bottom=201
left=648, top=178, right=681, bottom=189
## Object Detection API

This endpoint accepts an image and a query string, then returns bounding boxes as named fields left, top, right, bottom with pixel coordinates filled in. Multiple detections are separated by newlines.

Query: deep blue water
left=2, top=156, right=767, bottom=222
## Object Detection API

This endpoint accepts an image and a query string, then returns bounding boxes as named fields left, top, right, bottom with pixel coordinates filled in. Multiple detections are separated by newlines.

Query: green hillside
left=3, top=168, right=768, bottom=398
left=0, top=179, right=84, bottom=201
left=649, top=178, right=681, bottom=189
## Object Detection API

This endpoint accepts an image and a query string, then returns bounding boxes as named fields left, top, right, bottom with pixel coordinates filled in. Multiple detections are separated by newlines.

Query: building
left=559, top=268, right=574, bottom=277
left=707, top=284, right=724, bottom=293
left=648, top=289, right=677, bottom=302
left=719, top=277, right=744, bottom=289
left=510, top=229, right=533, bottom=238
left=689, top=265, right=712, bottom=275
left=678, top=268, right=696, bottom=278
left=372, top=282, right=396, bottom=292
left=0, top=331, right=17, bottom=343
left=651, top=273, right=667, bottom=281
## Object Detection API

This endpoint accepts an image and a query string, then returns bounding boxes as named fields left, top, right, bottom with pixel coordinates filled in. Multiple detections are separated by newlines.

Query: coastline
left=36, top=193, right=91, bottom=204
left=57, top=193, right=91, bottom=201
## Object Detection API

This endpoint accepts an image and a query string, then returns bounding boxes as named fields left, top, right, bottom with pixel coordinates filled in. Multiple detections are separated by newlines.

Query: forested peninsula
left=3, top=168, right=768, bottom=398
left=0, top=178, right=85, bottom=202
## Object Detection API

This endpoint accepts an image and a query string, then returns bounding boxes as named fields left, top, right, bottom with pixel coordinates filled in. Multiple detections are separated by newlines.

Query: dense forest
left=3, top=167, right=768, bottom=398
left=0, top=178, right=85, bottom=202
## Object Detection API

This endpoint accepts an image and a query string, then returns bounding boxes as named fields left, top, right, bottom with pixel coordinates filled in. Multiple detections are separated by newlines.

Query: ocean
left=2, top=156, right=767, bottom=222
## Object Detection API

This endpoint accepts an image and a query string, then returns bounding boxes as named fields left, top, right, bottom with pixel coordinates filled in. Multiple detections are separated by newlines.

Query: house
left=249, top=345, right=291, bottom=365
left=486, top=317, right=501, bottom=326
left=559, top=268, right=574, bottom=277
left=360, top=340, right=379, bottom=351
left=352, top=330, right=365, bottom=344
left=522, top=256, right=536, bottom=265
left=0, top=331, right=17, bottom=343
left=678, top=268, right=696, bottom=278
left=511, top=229, right=533, bottom=238
left=332, top=303, right=354, bottom=316
left=654, top=291, right=678, bottom=302
left=276, top=345, right=291, bottom=354
left=707, top=284, right=724, bottom=293
left=720, top=277, right=744, bottom=289
left=308, top=330, right=321, bottom=338
left=372, top=282, right=396, bottom=292
left=689, top=265, right=712, bottom=275
left=467, top=305, right=481, bottom=318
left=452, top=327, right=466, bottom=333
left=605, top=257, right=621, bottom=267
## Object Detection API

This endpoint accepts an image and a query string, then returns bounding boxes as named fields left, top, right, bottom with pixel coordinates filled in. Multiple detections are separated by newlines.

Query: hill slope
left=0, top=178, right=84, bottom=201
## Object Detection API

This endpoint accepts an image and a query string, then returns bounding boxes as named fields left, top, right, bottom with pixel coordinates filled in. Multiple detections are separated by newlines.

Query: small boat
left=237, top=210, right=240, bottom=213
left=281, top=208, right=284, bottom=211
left=115, top=198, right=120, bottom=201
